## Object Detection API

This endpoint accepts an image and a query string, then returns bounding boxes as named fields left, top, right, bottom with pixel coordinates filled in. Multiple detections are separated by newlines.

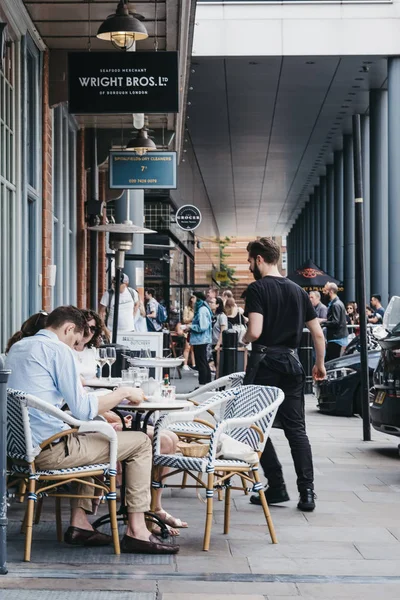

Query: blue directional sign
left=109, top=151, right=177, bottom=189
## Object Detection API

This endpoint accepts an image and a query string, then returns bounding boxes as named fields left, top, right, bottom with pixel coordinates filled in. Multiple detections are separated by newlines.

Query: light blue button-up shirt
left=6, top=330, right=99, bottom=447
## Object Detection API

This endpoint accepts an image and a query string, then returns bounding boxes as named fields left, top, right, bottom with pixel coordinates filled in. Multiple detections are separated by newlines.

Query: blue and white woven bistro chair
left=151, top=384, right=285, bottom=551
left=171, top=372, right=246, bottom=440
left=7, top=388, right=120, bottom=561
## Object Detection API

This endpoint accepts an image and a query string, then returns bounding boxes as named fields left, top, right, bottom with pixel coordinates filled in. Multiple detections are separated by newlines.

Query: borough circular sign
left=175, top=205, right=202, bottom=231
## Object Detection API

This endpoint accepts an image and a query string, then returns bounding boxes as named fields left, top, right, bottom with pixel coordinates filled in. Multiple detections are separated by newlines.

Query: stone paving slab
left=0, top=593, right=154, bottom=600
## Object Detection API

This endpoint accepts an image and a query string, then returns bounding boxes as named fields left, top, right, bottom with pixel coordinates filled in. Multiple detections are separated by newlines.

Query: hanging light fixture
left=125, top=128, right=157, bottom=155
left=96, top=0, right=148, bottom=51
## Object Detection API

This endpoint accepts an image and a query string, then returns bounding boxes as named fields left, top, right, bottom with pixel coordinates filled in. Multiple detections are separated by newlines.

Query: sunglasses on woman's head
left=34, top=310, right=48, bottom=326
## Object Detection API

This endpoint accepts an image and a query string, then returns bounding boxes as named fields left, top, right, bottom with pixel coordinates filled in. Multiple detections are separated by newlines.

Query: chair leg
left=34, top=496, right=43, bottom=525
left=55, top=497, right=63, bottom=542
left=24, top=479, right=36, bottom=562
left=109, top=476, right=121, bottom=555
left=181, top=471, right=188, bottom=489
left=150, top=466, right=160, bottom=512
left=241, top=476, right=249, bottom=496
left=253, top=469, right=278, bottom=544
left=203, top=472, right=214, bottom=551
left=223, top=480, right=231, bottom=535
left=19, top=480, right=27, bottom=503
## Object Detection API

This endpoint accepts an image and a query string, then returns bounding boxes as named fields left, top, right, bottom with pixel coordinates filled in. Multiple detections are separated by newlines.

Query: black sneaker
left=297, top=488, right=316, bottom=512
left=250, top=485, right=290, bottom=506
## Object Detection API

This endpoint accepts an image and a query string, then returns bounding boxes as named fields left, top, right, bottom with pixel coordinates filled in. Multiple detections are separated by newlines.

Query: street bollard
left=221, top=329, right=238, bottom=377
left=298, top=328, right=313, bottom=394
left=163, top=330, right=171, bottom=379
left=0, top=356, right=10, bottom=575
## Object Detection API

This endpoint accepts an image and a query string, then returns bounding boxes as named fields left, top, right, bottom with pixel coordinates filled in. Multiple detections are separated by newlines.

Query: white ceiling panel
left=187, top=55, right=387, bottom=237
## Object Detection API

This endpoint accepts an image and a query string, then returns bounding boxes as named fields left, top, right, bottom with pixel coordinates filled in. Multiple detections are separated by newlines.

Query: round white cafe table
left=113, top=399, right=192, bottom=433
left=84, top=377, right=121, bottom=389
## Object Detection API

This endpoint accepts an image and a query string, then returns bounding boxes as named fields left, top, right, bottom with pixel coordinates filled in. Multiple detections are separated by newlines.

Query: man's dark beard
left=252, top=263, right=262, bottom=280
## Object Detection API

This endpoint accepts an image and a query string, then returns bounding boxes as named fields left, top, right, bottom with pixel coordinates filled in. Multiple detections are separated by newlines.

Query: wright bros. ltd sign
left=68, top=51, right=179, bottom=114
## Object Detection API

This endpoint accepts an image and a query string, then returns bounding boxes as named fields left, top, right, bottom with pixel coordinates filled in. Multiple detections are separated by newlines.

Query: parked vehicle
left=370, top=297, right=400, bottom=437
left=315, top=348, right=380, bottom=417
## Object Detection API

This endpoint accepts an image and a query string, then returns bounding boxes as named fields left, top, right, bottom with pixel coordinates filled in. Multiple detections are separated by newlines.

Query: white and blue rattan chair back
left=219, top=385, right=284, bottom=454
left=7, top=389, right=41, bottom=463
left=175, top=371, right=245, bottom=401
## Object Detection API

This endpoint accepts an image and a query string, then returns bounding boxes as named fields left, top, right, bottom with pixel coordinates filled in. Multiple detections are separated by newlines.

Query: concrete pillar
left=388, top=58, right=400, bottom=300
left=115, top=189, right=145, bottom=293
left=334, top=150, right=344, bottom=283
left=309, top=194, right=315, bottom=262
left=370, top=90, right=389, bottom=305
left=326, top=164, right=335, bottom=276
left=314, top=187, right=321, bottom=267
left=361, top=115, right=371, bottom=302
left=343, top=134, right=355, bottom=302
left=320, top=177, right=327, bottom=272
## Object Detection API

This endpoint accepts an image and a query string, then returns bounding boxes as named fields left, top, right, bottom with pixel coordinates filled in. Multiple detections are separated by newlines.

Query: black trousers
left=325, top=341, right=342, bottom=362
left=250, top=354, right=314, bottom=493
left=193, top=344, right=212, bottom=385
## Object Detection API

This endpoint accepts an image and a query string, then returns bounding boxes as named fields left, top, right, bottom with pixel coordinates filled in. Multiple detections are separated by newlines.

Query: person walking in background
left=369, top=294, right=385, bottom=324
left=346, top=302, right=359, bottom=326
left=321, top=282, right=349, bottom=361
left=181, top=295, right=196, bottom=371
left=309, top=291, right=328, bottom=320
left=208, top=296, right=228, bottom=375
left=188, top=291, right=213, bottom=385
left=99, top=273, right=139, bottom=339
left=144, top=288, right=163, bottom=332
left=242, top=237, right=326, bottom=513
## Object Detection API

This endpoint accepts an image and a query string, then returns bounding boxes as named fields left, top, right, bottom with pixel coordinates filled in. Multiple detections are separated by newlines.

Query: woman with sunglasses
left=5, top=311, right=48, bottom=353
left=75, top=310, right=188, bottom=536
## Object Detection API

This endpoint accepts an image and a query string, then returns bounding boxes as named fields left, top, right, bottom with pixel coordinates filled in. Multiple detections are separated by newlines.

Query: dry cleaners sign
left=68, top=51, right=179, bottom=114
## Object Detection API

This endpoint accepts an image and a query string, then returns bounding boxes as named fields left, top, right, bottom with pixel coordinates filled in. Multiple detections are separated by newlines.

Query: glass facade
left=0, top=38, right=18, bottom=350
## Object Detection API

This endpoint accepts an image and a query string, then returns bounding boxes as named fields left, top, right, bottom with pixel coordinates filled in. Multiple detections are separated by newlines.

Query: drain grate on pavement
left=0, top=593, right=155, bottom=600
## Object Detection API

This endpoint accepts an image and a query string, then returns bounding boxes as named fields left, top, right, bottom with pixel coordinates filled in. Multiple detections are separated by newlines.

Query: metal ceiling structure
left=187, top=55, right=387, bottom=237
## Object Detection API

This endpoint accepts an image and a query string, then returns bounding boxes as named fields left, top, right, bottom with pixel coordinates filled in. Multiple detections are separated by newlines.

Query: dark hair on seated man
left=46, top=305, right=87, bottom=334
left=246, top=237, right=281, bottom=265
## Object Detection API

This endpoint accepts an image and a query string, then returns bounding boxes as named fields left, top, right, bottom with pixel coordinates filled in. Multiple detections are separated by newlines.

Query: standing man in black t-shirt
left=242, top=238, right=326, bottom=512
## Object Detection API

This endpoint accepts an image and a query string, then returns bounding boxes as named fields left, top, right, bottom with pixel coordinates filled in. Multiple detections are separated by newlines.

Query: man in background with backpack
left=145, top=288, right=167, bottom=332
left=99, top=273, right=139, bottom=338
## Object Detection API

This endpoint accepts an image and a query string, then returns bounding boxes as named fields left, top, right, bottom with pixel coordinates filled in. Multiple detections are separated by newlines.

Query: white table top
left=85, top=377, right=121, bottom=389
left=129, top=357, right=183, bottom=368
left=116, top=399, right=192, bottom=412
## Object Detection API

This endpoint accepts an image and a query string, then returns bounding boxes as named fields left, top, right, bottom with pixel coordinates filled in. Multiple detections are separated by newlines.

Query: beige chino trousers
left=35, top=431, right=152, bottom=513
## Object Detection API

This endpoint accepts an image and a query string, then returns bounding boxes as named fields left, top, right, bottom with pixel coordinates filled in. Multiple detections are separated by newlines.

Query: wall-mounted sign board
left=68, top=51, right=179, bottom=114
left=109, top=151, right=177, bottom=189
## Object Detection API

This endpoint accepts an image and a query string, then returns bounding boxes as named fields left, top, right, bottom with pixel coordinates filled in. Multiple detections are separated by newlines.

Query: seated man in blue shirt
left=7, top=305, right=178, bottom=555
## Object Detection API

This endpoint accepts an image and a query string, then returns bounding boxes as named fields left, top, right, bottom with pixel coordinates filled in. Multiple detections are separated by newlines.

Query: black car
left=315, top=348, right=380, bottom=417
left=370, top=324, right=400, bottom=437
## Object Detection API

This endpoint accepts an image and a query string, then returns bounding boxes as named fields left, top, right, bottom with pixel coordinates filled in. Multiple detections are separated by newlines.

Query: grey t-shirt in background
left=212, top=313, right=228, bottom=345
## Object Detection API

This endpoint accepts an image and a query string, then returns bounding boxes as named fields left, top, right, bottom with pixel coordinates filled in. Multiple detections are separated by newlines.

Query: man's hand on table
left=120, top=387, right=146, bottom=406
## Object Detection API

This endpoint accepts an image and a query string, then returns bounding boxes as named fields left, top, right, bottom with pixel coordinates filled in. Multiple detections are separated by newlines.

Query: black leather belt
left=251, top=344, right=295, bottom=355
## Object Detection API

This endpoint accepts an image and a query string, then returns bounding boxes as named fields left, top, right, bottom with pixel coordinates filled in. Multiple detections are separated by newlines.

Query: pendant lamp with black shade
left=97, top=0, right=148, bottom=51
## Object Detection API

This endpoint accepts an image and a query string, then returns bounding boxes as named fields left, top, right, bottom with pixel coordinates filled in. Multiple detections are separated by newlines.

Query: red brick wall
left=76, top=129, right=87, bottom=308
left=98, top=171, right=107, bottom=304
left=42, top=51, right=53, bottom=311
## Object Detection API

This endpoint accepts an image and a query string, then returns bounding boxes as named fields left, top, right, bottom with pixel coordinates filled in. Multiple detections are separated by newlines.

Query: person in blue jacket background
left=188, top=291, right=213, bottom=384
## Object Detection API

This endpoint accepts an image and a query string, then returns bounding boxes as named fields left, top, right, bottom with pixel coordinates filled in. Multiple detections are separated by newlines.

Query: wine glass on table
left=95, top=348, right=107, bottom=379
left=106, top=347, right=117, bottom=382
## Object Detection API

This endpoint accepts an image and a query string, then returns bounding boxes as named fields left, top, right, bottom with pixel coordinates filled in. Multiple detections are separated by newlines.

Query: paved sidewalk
left=2, top=393, right=400, bottom=599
